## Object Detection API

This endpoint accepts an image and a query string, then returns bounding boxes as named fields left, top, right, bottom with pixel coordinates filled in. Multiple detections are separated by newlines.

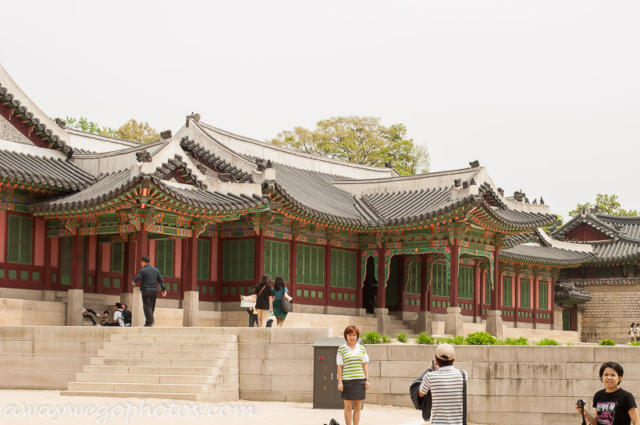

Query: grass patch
left=536, top=338, right=560, bottom=346
left=416, top=332, right=436, bottom=345
left=464, top=332, right=497, bottom=345
left=396, top=333, right=408, bottom=343
left=598, top=339, right=616, bottom=346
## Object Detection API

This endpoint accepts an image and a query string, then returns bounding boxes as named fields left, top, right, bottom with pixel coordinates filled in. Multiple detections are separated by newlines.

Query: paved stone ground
left=0, top=390, right=427, bottom=425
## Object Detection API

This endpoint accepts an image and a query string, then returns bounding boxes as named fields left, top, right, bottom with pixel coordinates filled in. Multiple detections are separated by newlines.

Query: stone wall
left=2, top=327, right=640, bottom=424
left=580, top=282, right=640, bottom=343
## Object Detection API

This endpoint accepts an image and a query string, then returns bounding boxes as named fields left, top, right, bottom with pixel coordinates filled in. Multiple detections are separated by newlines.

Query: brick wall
left=580, top=283, right=640, bottom=343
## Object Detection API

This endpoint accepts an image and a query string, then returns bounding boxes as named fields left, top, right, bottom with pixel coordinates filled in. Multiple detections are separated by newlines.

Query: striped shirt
left=336, top=343, right=369, bottom=380
left=419, top=366, right=466, bottom=425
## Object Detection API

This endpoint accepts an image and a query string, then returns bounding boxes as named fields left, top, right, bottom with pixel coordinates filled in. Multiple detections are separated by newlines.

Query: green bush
left=599, top=339, right=617, bottom=346
left=536, top=338, right=560, bottom=346
left=567, top=342, right=575, bottom=346
left=465, top=332, right=497, bottom=346
left=362, top=330, right=382, bottom=344
left=505, top=337, right=529, bottom=346
left=416, top=332, right=436, bottom=345
left=630, top=341, right=640, bottom=347
left=436, top=336, right=455, bottom=344
left=453, top=335, right=466, bottom=345
left=396, top=333, right=408, bottom=343
left=381, top=334, right=392, bottom=344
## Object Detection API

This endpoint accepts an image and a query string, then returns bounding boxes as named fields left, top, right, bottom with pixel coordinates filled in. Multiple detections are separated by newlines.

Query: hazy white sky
left=1, top=1, right=639, bottom=219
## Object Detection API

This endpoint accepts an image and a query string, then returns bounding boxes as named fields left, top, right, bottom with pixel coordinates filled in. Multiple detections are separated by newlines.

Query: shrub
left=505, top=337, right=529, bottom=346
left=416, top=332, right=436, bottom=345
left=396, top=333, right=408, bottom=343
left=436, top=336, right=455, bottom=344
left=362, top=330, right=382, bottom=344
left=599, top=339, right=617, bottom=346
left=630, top=341, right=640, bottom=347
left=452, top=335, right=466, bottom=345
left=567, top=342, right=574, bottom=346
left=536, top=338, right=560, bottom=346
left=381, top=334, right=392, bottom=344
left=465, top=332, right=497, bottom=346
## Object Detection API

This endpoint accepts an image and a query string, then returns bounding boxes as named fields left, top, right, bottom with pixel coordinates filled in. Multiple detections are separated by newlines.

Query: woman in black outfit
left=252, top=274, right=273, bottom=327
left=576, top=361, right=640, bottom=425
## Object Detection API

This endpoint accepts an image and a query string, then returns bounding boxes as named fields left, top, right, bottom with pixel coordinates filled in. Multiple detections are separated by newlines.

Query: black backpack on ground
left=121, top=310, right=132, bottom=327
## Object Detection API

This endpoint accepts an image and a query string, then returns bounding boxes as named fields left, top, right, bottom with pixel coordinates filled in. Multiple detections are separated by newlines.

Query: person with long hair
left=576, top=361, right=640, bottom=425
left=630, top=323, right=637, bottom=343
left=272, top=276, right=292, bottom=327
left=337, top=326, right=369, bottom=425
left=252, top=274, right=273, bottom=327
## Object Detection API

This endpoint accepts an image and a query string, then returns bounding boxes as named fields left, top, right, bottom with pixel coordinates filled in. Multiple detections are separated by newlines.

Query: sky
left=1, top=1, right=639, bottom=219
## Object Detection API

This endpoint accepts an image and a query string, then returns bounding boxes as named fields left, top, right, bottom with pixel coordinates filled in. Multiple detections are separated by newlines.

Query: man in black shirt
left=132, top=255, right=167, bottom=327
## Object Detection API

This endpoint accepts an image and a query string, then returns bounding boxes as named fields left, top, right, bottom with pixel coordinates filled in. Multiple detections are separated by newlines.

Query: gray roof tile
left=500, top=244, right=596, bottom=266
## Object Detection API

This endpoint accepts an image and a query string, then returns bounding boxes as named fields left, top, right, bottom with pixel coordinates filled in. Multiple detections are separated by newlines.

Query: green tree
left=113, top=119, right=160, bottom=144
left=269, top=116, right=430, bottom=175
left=569, top=194, right=638, bottom=217
left=53, top=116, right=115, bottom=136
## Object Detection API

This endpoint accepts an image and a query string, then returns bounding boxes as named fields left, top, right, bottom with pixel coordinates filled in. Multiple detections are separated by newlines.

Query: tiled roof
left=552, top=209, right=621, bottom=240
left=503, top=232, right=537, bottom=248
left=500, top=244, right=596, bottom=267
left=590, top=238, right=640, bottom=263
left=180, top=137, right=253, bottom=183
left=0, top=149, right=95, bottom=191
left=564, top=277, right=640, bottom=286
left=30, top=169, right=268, bottom=214
left=154, top=154, right=207, bottom=190
left=554, top=281, right=592, bottom=303
left=0, top=83, right=74, bottom=157
left=596, top=214, right=640, bottom=241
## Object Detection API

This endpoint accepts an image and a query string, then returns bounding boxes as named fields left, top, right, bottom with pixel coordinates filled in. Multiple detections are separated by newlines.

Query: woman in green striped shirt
left=337, top=326, right=370, bottom=425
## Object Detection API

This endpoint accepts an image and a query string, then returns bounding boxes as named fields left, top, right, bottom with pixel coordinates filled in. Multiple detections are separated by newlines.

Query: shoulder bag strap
left=461, top=369, right=467, bottom=425
left=258, top=285, right=266, bottom=297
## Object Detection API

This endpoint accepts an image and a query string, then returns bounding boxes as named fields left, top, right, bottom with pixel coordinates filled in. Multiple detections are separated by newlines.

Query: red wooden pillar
left=324, top=243, right=331, bottom=309
left=122, top=236, right=137, bottom=293
left=480, top=270, right=486, bottom=310
left=290, top=238, right=297, bottom=296
left=215, top=236, right=224, bottom=302
left=397, top=255, right=406, bottom=312
left=43, top=235, right=52, bottom=292
left=377, top=244, right=386, bottom=309
left=255, top=234, right=265, bottom=283
left=491, top=261, right=500, bottom=311
left=70, top=235, right=84, bottom=290
left=473, top=264, right=481, bottom=318
left=182, top=237, right=198, bottom=293
left=420, top=254, right=429, bottom=312
left=449, top=243, right=460, bottom=308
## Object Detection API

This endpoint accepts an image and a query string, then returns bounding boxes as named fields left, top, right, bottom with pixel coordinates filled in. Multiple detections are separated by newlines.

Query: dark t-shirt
left=593, top=388, right=637, bottom=425
left=252, top=283, right=273, bottom=310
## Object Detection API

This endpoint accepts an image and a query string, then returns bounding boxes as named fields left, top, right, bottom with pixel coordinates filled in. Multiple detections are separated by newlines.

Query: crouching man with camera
left=576, top=361, right=640, bottom=425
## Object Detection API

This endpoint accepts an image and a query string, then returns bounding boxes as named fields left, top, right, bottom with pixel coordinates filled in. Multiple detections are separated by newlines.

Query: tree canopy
left=269, top=116, right=429, bottom=175
left=568, top=194, right=638, bottom=217
left=54, top=116, right=160, bottom=144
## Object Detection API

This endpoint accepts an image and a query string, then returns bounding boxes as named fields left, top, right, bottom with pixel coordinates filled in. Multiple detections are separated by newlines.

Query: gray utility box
left=313, top=337, right=345, bottom=409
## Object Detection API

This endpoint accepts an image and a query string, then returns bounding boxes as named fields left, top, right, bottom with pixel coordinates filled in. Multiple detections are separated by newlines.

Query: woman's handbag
left=281, top=292, right=293, bottom=312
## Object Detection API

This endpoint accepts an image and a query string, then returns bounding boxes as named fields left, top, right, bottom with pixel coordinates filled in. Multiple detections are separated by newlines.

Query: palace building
left=0, top=62, right=626, bottom=340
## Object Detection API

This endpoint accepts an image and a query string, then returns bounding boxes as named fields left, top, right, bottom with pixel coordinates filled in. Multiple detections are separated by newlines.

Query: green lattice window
left=156, top=240, right=174, bottom=278
left=197, top=239, right=210, bottom=281
left=432, top=263, right=449, bottom=297
left=520, top=279, right=530, bottom=309
left=111, top=242, right=124, bottom=273
left=60, top=236, right=72, bottom=286
left=503, top=277, right=512, bottom=307
left=331, top=249, right=356, bottom=289
left=539, top=281, right=548, bottom=310
left=7, top=215, right=32, bottom=264
left=406, top=260, right=421, bottom=295
left=264, top=240, right=289, bottom=281
left=296, top=244, right=324, bottom=286
left=222, top=239, right=255, bottom=282
left=458, top=266, right=473, bottom=300
left=485, top=275, right=491, bottom=305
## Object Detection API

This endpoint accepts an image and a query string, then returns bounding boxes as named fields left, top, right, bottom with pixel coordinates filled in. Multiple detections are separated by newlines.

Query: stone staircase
left=61, top=330, right=239, bottom=402
left=388, top=314, right=416, bottom=337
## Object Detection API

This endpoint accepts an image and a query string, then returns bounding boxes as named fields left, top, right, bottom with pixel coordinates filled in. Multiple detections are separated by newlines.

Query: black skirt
left=342, top=378, right=366, bottom=401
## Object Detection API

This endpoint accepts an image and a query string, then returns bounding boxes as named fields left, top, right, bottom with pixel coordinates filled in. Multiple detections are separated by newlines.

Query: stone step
left=105, top=342, right=238, bottom=351
left=66, top=381, right=238, bottom=394
left=82, top=365, right=224, bottom=375
left=91, top=357, right=233, bottom=368
left=61, top=390, right=201, bottom=402
left=110, top=334, right=237, bottom=343
left=76, top=373, right=224, bottom=385
left=96, top=349, right=237, bottom=359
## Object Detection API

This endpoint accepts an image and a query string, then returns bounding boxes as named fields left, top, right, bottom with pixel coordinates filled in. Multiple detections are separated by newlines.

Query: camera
left=577, top=399, right=586, bottom=409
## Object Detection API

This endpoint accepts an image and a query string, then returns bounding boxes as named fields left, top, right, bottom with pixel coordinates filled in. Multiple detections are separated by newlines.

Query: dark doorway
left=385, top=256, right=399, bottom=311
left=362, top=257, right=377, bottom=314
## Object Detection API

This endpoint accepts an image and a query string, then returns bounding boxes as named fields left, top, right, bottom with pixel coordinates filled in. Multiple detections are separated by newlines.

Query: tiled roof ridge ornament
left=135, top=150, right=152, bottom=163
left=454, top=178, right=462, bottom=188
left=589, top=205, right=600, bottom=215
left=469, top=160, right=480, bottom=168
left=55, top=118, right=66, bottom=129
left=497, top=187, right=504, bottom=196
left=533, top=199, right=537, bottom=204
left=540, top=197, right=544, bottom=205
left=187, top=112, right=201, bottom=123
left=255, top=157, right=266, bottom=172
left=384, top=161, right=393, bottom=168
left=160, top=130, right=172, bottom=140
left=513, top=190, right=525, bottom=202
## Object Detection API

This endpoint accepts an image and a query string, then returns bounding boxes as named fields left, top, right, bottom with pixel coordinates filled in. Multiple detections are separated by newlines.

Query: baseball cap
left=435, top=343, right=455, bottom=361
